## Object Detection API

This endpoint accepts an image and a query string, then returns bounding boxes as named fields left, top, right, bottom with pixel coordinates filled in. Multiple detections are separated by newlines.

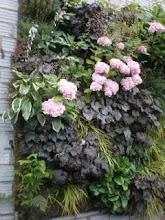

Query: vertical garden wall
left=1, top=0, right=165, bottom=220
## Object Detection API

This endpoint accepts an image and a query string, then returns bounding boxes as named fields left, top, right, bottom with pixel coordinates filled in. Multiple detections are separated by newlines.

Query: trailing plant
left=89, top=156, right=136, bottom=214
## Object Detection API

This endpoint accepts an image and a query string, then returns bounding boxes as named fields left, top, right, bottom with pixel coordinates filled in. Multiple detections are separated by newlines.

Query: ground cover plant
left=3, top=0, right=165, bottom=219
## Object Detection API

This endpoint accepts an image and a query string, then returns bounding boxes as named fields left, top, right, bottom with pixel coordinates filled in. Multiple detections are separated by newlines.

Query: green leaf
left=86, top=59, right=95, bottom=65
left=37, top=113, right=46, bottom=127
left=101, top=195, right=108, bottom=203
left=12, top=69, right=25, bottom=78
left=21, top=98, right=32, bottom=121
left=30, top=195, right=47, bottom=212
left=11, top=111, right=19, bottom=124
left=84, top=88, right=91, bottom=94
left=35, top=82, right=45, bottom=88
left=122, top=182, right=128, bottom=191
left=33, top=96, right=42, bottom=114
left=2, top=110, right=9, bottom=121
left=44, top=74, right=58, bottom=84
left=114, top=176, right=124, bottom=185
left=84, top=94, right=91, bottom=104
left=8, top=109, right=15, bottom=120
left=52, top=118, right=61, bottom=132
left=54, top=96, right=63, bottom=102
left=31, top=91, right=38, bottom=100
left=12, top=98, right=22, bottom=113
left=19, top=84, right=31, bottom=95
left=32, top=83, right=40, bottom=91
left=121, top=195, right=128, bottom=208
left=108, top=196, right=119, bottom=202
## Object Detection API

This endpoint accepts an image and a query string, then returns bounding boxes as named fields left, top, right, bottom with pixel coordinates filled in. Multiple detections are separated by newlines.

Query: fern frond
left=30, top=195, right=47, bottom=212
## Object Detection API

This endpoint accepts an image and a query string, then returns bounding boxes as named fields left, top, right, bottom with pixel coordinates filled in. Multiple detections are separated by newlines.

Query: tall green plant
left=15, top=154, right=52, bottom=211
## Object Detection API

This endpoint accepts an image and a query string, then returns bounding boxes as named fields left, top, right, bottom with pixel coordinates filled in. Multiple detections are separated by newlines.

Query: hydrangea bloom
left=105, top=79, right=119, bottom=96
left=42, top=99, right=65, bottom=117
left=148, top=22, right=165, bottom=33
left=136, top=46, right=147, bottom=53
left=119, top=63, right=131, bottom=75
left=97, top=36, right=112, bottom=46
left=116, top=42, right=125, bottom=50
left=58, top=79, right=77, bottom=100
left=132, top=74, right=143, bottom=86
left=109, top=58, right=123, bottom=69
left=90, top=82, right=102, bottom=91
left=104, top=87, right=113, bottom=97
left=123, top=56, right=133, bottom=63
left=120, top=77, right=135, bottom=91
left=92, top=73, right=107, bottom=85
left=127, top=60, right=141, bottom=75
left=95, top=62, right=110, bottom=74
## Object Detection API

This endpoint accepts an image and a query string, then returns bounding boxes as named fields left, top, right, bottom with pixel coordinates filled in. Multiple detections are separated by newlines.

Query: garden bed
left=3, top=1, right=165, bottom=220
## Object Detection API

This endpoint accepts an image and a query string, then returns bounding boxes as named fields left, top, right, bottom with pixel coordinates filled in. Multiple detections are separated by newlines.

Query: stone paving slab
left=0, top=150, right=14, bottom=165
left=0, top=202, right=14, bottom=215
left=0, top=215, right=15, bottom=220
left=0, top=165, right=14, bottom=182
left=0, top=8, right=18, bottom=24
left=0, top=182, right=13, bottom=196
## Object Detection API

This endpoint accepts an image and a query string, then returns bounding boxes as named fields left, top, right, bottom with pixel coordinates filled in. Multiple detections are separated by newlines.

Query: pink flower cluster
left=92, top=73, right=106, bottom=85
left=148, top=22, right=165, bottom=33
left=127, top=60, right=141, bottom=75
left=119, top=63, right=130, bottom=75
left=123, top=56, right=133, bottom=63
left=120, top=75, right=143, bottom=91
left=90, top=71, right=107, bottom=91
left=104, top=79, right=119, bottom=97
left=110, top=58, right=141, bottom=75
left=95, top=62, right=110, bottom=74
left=42, top=99, right=65, bottom=117
left=116, top=42, right=125, bottom=50
left=136, top=46, right=147, bottom=53
left=97, top=36, right=112, bottom=46
left=90, top=67, right=119, bottom=96
left=57, top=79, right=77, bottom=100
left=110, top=58, right=123, bottom=69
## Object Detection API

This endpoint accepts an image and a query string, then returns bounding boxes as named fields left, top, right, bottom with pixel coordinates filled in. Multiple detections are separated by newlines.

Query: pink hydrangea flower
left=97, top=36, right=112, bottom=46
left=58, top=79, right=77, bottom=100
left=116, top=42, right=125, bottom=50
left=127, top=60, right=141, bottom=75
left=120, top=77, right=135, bottom=91
left=105, top=79, right=119, bottom=95
left=90, top=82, right=102, bottom=91
left=95, top=62, right=110, bottom=74
left=109, top=58, right=123, bottom=69
left=136, top=46, right=147, bottom=53
left=104, top=87, right=113, bottom=97
left=42, top=99, right=65, bottom=117
left=132, top=74, right=143, bottom=86
left=119, top=63, right=130, bottom=75
left=92, top=73, right=107, bottom=85
left=148, top=22, right=165, bottom=33
left=123, top=56, right=133, bottom=63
